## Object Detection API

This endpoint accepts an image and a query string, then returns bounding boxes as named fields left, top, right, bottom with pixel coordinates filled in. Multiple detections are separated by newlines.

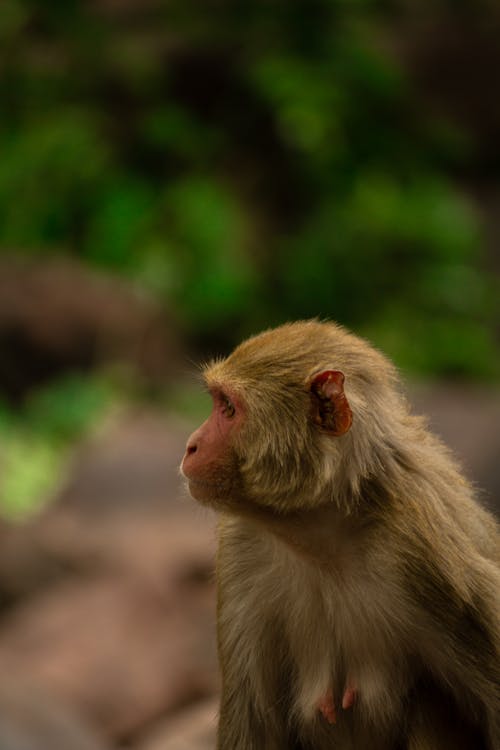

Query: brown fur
left=182, top=320, right=500, bottom=749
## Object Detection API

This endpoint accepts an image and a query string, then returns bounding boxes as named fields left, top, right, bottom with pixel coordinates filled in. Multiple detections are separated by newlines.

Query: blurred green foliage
left=0, top=374, right=117, bottom=518
left=0, top=0, right=498, bottom=377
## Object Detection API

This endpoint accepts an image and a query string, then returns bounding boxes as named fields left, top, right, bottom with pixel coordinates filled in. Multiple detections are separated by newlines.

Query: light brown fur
left=182, top=320, right=500, bottom=749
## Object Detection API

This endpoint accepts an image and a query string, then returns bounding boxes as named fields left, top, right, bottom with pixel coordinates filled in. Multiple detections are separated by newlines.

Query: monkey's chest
left=280, top=567, right=350, bottom=719
left=276, top=557, right=399, bottom=726
left=219, top=520, right=402, bottom=728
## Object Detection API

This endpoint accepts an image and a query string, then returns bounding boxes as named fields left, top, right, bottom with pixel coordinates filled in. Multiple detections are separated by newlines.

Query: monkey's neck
left=270, top=509, right=363, bottom=567
left=226, top=498, right=375, bottom=568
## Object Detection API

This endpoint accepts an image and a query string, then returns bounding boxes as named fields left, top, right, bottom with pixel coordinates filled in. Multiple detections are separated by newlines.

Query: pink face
left=181, top=387, right=244, bottom=504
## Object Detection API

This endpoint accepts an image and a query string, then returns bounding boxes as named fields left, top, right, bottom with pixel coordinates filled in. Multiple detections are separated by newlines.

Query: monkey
left=180, top=320, right=500, bottom=749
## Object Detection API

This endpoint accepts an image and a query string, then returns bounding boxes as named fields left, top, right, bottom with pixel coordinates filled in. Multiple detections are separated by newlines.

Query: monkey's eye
left=221, top=395, right=236, bottom=418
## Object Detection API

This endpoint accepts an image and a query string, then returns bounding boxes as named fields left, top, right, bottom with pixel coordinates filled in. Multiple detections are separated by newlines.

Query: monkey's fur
left=181, top=321, right=500, bottom=749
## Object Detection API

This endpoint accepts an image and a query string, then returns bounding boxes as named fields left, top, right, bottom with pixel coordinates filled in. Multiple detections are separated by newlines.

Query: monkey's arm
left=407, top=678, right=494, bottom=750
left=403, top=547, right=500, bottom=749
left=216, top=521, right=292, bottom=750
left=217, top=607, right=291, bottom=750
left=217, top=684, right=278, bottom=750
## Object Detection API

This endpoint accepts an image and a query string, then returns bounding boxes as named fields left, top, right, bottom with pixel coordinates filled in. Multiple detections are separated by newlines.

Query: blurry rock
left=0, top=502, right=216, bottom=607
left=0, top=519, right=81, bottom=610
left=0, top=680, right=110, bottom=750
left=137, top=698, right=218, bottom=750
left=0, top=571, right=218, bottom=741
left=0, top=256, right=180, bottom=402
left=34, top=504, right=217, bottom=595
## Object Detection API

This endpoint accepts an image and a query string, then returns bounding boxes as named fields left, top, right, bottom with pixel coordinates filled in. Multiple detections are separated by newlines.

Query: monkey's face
left=180, top=386, right=246, bottom=509
left=180, top=382, right=314, bottom=514
left=181, top=324, right=354, bottom=515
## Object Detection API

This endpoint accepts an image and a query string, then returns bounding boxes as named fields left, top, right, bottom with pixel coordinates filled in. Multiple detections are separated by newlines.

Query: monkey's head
left=181, top=320, right=399, bottom=515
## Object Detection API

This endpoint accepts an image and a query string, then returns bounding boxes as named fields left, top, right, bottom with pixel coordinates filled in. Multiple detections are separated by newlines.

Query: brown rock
left=136, top=698, right=218, bottom=750
left=0, top=566, right=218, bottom=740
left=0, top=680, right=111, bottom=750
left=0, top=256, right=179, bottom=401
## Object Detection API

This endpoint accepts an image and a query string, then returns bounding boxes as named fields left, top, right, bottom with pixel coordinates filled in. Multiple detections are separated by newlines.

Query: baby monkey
left=181, top=320, right=500, bottom=750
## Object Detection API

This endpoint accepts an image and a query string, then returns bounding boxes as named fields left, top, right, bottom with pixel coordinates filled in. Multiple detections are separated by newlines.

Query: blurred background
left=0, top=1, right=499, bottom=748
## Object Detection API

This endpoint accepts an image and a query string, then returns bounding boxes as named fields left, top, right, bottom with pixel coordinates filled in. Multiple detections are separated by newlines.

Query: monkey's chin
left=187, top=479, right=209, bottom=502
left=187, top=479, right=226, bottom=506
left=186, top=480, right=247, bottom=516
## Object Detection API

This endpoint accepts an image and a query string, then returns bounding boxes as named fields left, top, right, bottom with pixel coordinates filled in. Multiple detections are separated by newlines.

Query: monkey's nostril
left=187, top=443, right=197, bottom=456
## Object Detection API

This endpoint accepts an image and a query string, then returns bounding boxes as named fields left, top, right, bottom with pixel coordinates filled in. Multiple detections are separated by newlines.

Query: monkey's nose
left=180, top=440, right=197, bottom=478
left=186, top=441, right=197, bottom=456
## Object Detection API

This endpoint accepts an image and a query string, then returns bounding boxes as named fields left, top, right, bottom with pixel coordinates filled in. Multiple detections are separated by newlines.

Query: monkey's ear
left=309, top=371, right=353, bottom=436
